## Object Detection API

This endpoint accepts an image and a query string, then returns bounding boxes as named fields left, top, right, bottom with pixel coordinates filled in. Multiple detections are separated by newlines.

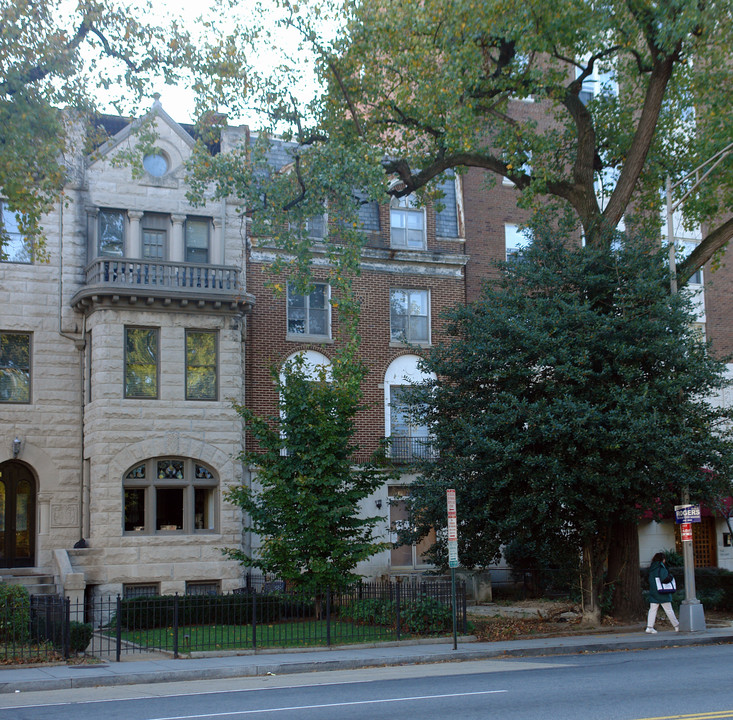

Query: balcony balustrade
left=72, top=257, right=253, bottom=314
left=384, top=436, right=438, bottom=464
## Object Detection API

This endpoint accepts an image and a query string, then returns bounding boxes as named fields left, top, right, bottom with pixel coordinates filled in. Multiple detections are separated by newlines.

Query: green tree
left=0, top=0, right=204, bottom=258
left=402, top=221, right=733, bottom=624
left=224, top=353, right=389, bottom=595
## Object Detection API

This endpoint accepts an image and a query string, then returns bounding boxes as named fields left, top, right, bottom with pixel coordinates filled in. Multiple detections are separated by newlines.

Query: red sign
left=681, top=523, right=693, bottom=543
left=447, top=489, right=457, bottom=541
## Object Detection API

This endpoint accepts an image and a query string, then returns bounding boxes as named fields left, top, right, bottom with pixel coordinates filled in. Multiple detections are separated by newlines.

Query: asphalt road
left=2, top=644, right=732, bottom=720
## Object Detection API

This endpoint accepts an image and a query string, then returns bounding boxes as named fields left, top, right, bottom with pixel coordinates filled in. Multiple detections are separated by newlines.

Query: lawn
left=117, top=619, right=402, bottom=652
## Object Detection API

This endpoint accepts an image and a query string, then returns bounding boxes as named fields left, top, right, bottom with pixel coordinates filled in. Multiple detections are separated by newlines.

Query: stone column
left=128, top=211, right=143, bottom=259
left=86, top=208, right=99, bottom=260
left=171, top=214, right=186, bottom=262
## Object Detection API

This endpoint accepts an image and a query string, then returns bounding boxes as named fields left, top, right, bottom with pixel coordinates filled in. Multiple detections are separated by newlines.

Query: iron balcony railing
left=384, top=436, right=438, bottom=463
left=84, top=257, right=242, bottom=294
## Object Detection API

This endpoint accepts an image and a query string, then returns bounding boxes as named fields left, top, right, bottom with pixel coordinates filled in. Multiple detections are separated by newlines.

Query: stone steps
left=1, top=570, right=58, bottom=596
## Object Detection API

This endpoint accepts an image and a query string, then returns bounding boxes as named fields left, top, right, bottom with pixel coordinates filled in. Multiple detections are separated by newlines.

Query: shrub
left=115, top=592, right=314, bottom=630
left=0, top=583, right=30, bottom=643
left=337, top=595, right=454, bottom=635
left=69, top=621, right=93, bottom=654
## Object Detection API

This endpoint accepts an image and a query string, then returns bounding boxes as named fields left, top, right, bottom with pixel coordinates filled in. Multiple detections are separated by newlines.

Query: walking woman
left=647, top=552, right=680, bottom=633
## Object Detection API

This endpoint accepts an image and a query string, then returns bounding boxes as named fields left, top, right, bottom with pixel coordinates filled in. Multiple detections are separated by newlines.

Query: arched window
left=383, top=355, right=436, bottom=462
left=123, top=458, right=218, bottom=535
left=390, top=196, right=426, bottom=250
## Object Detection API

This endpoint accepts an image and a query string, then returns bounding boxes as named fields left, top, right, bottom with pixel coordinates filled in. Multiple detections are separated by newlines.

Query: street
left=1, top=644, right=733, bottom=720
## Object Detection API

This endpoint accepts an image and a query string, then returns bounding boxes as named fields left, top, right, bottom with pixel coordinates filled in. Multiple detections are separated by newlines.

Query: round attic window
left=143, top=152, right=169, bottom=177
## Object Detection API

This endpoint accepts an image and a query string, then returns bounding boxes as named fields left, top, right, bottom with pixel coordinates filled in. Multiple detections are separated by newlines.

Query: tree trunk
left=579, top=537, right=607, bottom=626
left=607, top=519, right=646, bottom=621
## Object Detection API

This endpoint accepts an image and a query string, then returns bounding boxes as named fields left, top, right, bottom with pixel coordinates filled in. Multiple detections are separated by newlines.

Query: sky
left=91, top=0, right=327, bottom=127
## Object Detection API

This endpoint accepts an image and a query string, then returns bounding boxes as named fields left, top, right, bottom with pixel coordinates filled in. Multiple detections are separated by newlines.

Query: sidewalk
left=2, top=624, right=733, bottom=694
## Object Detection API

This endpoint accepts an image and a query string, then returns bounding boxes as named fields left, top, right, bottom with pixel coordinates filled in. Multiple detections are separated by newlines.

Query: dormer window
left=390, top=196, right=426, bottom=250
left=143, top=152, right=169, bottom=177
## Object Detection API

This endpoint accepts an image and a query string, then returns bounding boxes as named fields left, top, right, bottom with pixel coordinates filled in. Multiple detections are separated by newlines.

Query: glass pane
left=0, top=333, right=31, bottom=403
left=410, top=316, right=429, bottom=342
left=310, top=284, right=326, bottom=309
left=194, top=488, right=214, bottom=530
left=408, top=291, right=428, bottom=316
left=15, top=479, right=30, bottom=558
left=143, top=153, right=168, bottom=177
left=99, top=210, right=124, bottom=257
left=186, top=331, right=217, bottom=400
left=288, top=307, right=306, bottom=334
left=142, top=230, right=165, bottom=259
left=157, top=460, right=184, bottom=479
left=125, top=328, right=158, bottom=398
left=308, top=308, right=328, bottom=336
left=156, top=488, right=184, bottom=530
left=125, top=464, right=146, bottom=480
left=124, top=489, right=146, bottom=531
left=195, top=464, right=214, bottom=479
left=390, top=387, right=410, bottom=437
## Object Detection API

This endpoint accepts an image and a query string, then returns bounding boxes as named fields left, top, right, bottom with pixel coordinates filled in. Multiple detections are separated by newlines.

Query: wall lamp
left=375, top=498, right=383, bottom=510
left=12, top=437, right=21, bottom=459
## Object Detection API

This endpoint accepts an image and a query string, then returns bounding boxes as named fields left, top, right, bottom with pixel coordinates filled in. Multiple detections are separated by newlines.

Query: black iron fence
left=1, top=579, right=467, bottom=663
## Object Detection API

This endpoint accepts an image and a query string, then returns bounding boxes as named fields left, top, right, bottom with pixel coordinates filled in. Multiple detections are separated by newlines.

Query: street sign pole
left=675, top=502, right=706, bottom=632
left=447, top=489, right=459, bottom=650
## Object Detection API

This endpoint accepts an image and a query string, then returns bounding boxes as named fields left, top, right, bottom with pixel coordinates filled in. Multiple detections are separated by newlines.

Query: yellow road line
left=635, top=712, right=733, bottom=720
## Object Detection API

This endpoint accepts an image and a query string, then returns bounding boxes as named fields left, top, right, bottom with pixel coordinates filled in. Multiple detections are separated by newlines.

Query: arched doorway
left=0, top=461, right=36, bottom=568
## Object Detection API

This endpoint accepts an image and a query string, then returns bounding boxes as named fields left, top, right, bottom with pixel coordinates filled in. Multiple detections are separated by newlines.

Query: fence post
left=395, top=578, right=401, bottom=641
left=252, top=589, right=257, bottom=650
left=63, top=597, right=71, bottom=660
left=116, top=595, right=122, bottom=663
left=173, top=594, right=179, bottom=659
left=326, top=590, right=331, bottom=647
left=462, top=581, right=467, bottom=634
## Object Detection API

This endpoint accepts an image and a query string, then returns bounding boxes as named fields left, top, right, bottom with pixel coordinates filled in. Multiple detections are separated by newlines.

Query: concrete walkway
left=2, top=624, right=733, bottom=693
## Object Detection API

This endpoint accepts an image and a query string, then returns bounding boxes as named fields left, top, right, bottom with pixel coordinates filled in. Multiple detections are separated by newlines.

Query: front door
left=0, top=461, right=36, bottom=568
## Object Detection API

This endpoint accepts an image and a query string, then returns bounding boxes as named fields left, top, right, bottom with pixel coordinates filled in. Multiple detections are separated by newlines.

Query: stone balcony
left=71, top=257, right=254, bottom=315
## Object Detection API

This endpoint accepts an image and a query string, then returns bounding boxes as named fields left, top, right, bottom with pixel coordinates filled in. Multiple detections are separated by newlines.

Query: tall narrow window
left=389, top=385, right=431, bottom=461
left=390, top=289, right=430, bottom=344
left=186, top=330, right=218, bottom=400
left=0, top=332, right=31, bottom=403
left=141, top=213, right=167, bottom=260
left=185, top=219, right=210, bottom=263
left=124, top=327, right=159, bottom=398
left=287, top=283, right=330, bottom=338
left=0, top=202, right=31, bottom=263
left=390, top=196, right=426, bottom=249
left=98, top=209, right=125, bottom=257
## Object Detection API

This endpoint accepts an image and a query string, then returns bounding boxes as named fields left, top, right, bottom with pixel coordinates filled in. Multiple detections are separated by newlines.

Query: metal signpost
left=447, top=489, right=459, bottom=650
left=674, top=503, right=706, bottom=631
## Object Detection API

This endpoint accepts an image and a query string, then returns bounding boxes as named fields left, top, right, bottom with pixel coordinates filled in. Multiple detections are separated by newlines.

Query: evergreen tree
left=404, top=221, right=733, bottom=623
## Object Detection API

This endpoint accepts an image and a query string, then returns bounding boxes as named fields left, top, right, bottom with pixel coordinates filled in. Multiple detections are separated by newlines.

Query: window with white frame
left=505, top=223, right=530, bottom=261
left=679, top=239, right=703, bottom=286
left=390, top=196, right=426, bottom=249
left=123, top=458, right=218, bottom=534
left=185, top=219, right=210, bottom=263
left=390, top=289, right=430, bottom=344
left=1, top=201, right=31, bottom=263
left=0, top=331, right=31, bottom=403
left=287, top=282, right=330, bottom=338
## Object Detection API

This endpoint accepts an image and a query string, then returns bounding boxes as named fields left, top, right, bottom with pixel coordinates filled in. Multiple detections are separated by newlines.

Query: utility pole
left=666, top=141, right=733, bottom=632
